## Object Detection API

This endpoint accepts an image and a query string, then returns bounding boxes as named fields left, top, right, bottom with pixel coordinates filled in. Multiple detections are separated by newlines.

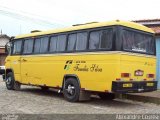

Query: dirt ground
left=0, top=76, right=160, bottom=114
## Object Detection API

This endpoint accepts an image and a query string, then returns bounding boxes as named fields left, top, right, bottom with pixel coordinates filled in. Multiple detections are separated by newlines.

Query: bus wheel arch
left=6, top=68, right=14, bottom=77
left=5, top=68, right=14, bottom=82
left=62, top=74, right=81, bottom=89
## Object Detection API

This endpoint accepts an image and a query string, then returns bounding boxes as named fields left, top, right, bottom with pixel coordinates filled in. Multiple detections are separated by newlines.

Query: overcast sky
left=0, top=0, right=160, bottom=36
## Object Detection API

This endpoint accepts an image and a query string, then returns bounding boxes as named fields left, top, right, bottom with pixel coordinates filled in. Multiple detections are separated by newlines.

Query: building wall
left=156, top=37, right=160, bottom=89
left=0, top=48, right=5, bottom=53
left=0, top=48, right=7, bottom=66
left=0, top=35, right=10, bottom=66
left=0, top=55, right=6, bottom=65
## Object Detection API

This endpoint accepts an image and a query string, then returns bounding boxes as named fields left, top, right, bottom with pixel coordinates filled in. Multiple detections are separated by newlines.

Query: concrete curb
left=117, top=94, right=160, bottom=104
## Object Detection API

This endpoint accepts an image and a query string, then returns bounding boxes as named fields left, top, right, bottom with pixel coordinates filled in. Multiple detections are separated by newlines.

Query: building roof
left=150, top=26, right=160, bottom=35
left=134, top=19, right=160, bottom=23
left=133, top=19, right=160, bottom=35
left=0, top=34, right=10, bottom=39
left=0, top=34, right=10, bottom=47
left=15, top=20, right=154, bottom=39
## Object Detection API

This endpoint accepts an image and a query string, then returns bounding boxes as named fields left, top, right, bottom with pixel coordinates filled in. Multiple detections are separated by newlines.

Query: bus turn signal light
left=116, top=78, right=121, bottom=81
left=147, top=74, right=154, bottom=78
left=121, top=73, right=130, bottom=78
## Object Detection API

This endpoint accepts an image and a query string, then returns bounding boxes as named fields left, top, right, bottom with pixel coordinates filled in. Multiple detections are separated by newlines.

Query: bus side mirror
left=5, top=44, right=8, bottom=54
left=5, top=42, right=11, bottom=55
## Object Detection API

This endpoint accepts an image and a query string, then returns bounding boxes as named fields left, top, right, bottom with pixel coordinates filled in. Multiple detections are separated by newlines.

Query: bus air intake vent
left=31, top=30, right=41, bottom=33
left=72, top=22, right=99, bottom=26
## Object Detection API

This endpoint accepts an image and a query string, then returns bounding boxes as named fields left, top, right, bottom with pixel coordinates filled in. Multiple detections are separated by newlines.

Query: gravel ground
left=0, top=76, right=160, bottom=114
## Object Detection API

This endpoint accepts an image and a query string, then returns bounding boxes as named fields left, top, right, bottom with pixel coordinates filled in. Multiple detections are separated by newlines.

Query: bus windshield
left=122, top=29, right=155, bottom=55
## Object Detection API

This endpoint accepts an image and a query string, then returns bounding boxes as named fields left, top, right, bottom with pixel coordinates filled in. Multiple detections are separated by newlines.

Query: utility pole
left=0, top=29, right=2, bottom=35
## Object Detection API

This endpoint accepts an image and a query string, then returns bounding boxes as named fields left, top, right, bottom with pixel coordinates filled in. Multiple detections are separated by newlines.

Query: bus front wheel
left=63, top=78, right=80, bottom=102
left=6, top=72, right=21, bottom=90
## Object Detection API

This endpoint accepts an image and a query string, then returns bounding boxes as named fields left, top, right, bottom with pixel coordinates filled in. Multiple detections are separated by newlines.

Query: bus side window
left=100, top=29, right=113, bottom=49
left=34, top=37, right=49, bottom=54
left=89, top=29, right=113, bottom=50
left=49, top=36, right=58, bottom=52
left=23, top=39, right=34, bottom=54
left=12, top=40, right=22, bottom=55
left=57, top=35, right=67, bottom=52
left=76, top=32, right=88, bottom=51
left=89, top=31, right=100, bottom=50
left=34, top=38, right=41, bottom=53
left=40, top=37, right=49, bottom=53
left=67, top=34, right=77, bottom=51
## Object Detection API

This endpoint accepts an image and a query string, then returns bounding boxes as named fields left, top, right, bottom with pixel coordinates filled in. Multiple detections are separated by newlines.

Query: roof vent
left=31, top=30, right=41, bottom=33
left=116, top=19, right=120, bottom=22
left=72, top=22, right=99, bottom=26
left=85, top=22, right=99, bottom=24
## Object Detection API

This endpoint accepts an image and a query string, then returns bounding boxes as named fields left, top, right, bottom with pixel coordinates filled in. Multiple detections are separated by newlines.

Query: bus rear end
left=112, top=26, right=157, bottom=93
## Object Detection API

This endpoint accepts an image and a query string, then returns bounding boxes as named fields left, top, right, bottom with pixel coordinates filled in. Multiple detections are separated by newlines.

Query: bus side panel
left=20, top=53, right=120, bottom=92
left=19, top=52, right=156, bottom=93
left=20, top=56, right=65, bottom=87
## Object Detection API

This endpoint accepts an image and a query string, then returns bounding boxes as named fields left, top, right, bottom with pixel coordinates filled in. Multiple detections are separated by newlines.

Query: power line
left=0, top=6, right=64, bottom=28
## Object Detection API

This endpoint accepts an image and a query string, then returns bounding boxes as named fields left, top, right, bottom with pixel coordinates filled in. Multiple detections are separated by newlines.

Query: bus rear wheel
left=6, top=72, right=21, bottom=90
left=63, top=78, right=80, bottom=102
left=98, top=93, right=115, bottom=100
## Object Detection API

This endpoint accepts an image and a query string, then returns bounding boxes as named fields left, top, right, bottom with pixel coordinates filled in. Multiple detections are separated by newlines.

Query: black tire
left=14, top=81, right=21, bottom=91
left=98, top=93, right=115, bottom=100
left=40, top=86, right=49, bottom=91
left=6, top=72, right=21, bottom=90
left=63, top=78, right=80, bottom=102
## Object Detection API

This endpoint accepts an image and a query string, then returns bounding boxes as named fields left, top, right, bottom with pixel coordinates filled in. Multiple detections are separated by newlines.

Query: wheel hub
left=6, top=77, right=11, bottom=85
left=66, top=85, right=75, bottom=95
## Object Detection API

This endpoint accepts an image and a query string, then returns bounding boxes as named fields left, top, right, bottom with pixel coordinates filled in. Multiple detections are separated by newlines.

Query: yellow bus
left=4, top=20, right=157, bottom=102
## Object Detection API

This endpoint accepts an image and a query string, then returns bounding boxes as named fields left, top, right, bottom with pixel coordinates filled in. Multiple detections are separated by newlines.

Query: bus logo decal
left=64, top=60, right=73, bottom=70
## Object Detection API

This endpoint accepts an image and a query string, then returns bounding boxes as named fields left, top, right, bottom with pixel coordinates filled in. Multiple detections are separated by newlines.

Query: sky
left=0, top=0, right=160, bottom=36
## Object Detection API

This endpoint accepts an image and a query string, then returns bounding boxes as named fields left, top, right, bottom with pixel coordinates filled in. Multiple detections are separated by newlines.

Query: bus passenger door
left=20, top=38, right=34, bottom=84
left=20, top=56, right=32, bottom=84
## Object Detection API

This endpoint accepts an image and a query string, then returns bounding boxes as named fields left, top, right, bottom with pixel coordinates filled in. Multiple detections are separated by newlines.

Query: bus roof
left=15, top=20, right=155, bottom=39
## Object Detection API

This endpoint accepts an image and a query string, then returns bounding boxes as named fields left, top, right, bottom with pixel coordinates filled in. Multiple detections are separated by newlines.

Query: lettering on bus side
left=144, top=62, right=154, bottom=66
left=64, top=60, right=102, bottom=72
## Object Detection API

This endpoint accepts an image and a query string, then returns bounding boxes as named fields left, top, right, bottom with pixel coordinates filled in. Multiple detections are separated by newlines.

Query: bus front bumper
left=112, top=81, right=157, bottom=93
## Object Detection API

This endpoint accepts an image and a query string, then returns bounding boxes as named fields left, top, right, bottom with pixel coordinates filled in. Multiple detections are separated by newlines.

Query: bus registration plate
left=123, top=83, right=133, bottom=88
left=147, top=83, right=154, bottom=87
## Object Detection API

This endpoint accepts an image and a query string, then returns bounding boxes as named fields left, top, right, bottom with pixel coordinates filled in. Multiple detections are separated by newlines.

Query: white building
left=0, top=34, right=10, bottom=65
